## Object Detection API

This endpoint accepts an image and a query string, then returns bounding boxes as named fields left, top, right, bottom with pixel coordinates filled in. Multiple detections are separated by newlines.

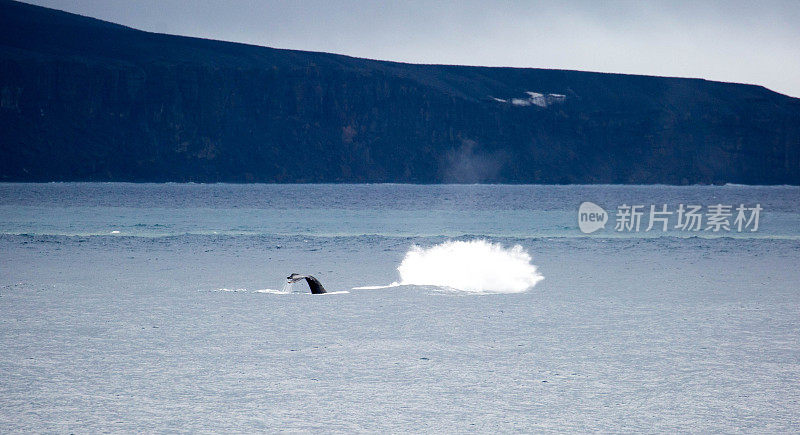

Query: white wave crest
left=352, top=283, right=401, bottom=290
left=252, top=288, right=292, bottom=294
left=213, top=287, right=347, bottom=295
left=213, top=287, right=291, bottom=294
left=359, top=239, right=543, bottom=293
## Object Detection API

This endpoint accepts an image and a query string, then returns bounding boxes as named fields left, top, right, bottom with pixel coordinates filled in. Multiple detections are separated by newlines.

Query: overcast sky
left=22, top=0, right=800, bottom=97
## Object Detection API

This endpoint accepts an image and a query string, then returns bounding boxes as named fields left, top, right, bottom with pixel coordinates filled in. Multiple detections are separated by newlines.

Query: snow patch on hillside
left=492, top=91, right=566, bottom=108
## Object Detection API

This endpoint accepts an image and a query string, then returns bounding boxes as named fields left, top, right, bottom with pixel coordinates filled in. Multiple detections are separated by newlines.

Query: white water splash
left=355, top=239, right=544, bottom=293
left=214, top=282, right=293, bottom=294
left=352, top=283, right=401, bottom=290
left=253, top=288, right=292, bottom=294
left=213, top=281, right=348, bottom=295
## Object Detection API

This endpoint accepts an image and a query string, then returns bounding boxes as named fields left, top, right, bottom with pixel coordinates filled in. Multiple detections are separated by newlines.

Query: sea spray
left=355, top=239, right=544, bottom=293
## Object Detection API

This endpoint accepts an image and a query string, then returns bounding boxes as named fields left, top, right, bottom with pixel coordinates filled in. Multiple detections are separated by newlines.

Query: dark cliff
left=1, top=0, right=799, bottom=184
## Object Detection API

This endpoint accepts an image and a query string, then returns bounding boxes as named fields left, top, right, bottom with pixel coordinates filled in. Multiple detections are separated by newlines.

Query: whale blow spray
left=395, top=239, right=544, bottom=293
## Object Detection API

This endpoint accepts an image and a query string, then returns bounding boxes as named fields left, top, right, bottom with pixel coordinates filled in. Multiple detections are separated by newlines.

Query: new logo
left=578, top=202, right=608, bottom=233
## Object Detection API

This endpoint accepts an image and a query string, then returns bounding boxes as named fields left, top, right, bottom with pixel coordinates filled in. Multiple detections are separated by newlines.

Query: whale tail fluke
left=287, top=273, right=327, bottom=294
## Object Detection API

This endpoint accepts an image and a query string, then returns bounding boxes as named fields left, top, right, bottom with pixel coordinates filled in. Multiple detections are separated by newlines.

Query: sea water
left=1, top=183, right=798, bottom=432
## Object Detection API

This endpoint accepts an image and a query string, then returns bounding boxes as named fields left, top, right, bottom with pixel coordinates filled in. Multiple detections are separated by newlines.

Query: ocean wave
left=211, top=287, right=349, bottom=295
left=2, top=231, right=798, bottom=241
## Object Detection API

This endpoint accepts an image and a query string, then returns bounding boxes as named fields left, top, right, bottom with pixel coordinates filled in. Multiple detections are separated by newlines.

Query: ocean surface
left=1, top=183, right=799, bottom=432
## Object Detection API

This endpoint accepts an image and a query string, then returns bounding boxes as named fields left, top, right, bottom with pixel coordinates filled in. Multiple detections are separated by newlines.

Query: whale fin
left=304, top=275, right=327, bottom=294
left=287, top=273, right=327, bottom=294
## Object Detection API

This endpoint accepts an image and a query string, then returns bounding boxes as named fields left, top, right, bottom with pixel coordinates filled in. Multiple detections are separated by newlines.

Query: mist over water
left=389, top=239, right=544, bottom=293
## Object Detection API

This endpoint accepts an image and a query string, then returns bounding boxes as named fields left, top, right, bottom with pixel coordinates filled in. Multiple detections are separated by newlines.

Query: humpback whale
left=287, top=273, right=327, bottom=294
